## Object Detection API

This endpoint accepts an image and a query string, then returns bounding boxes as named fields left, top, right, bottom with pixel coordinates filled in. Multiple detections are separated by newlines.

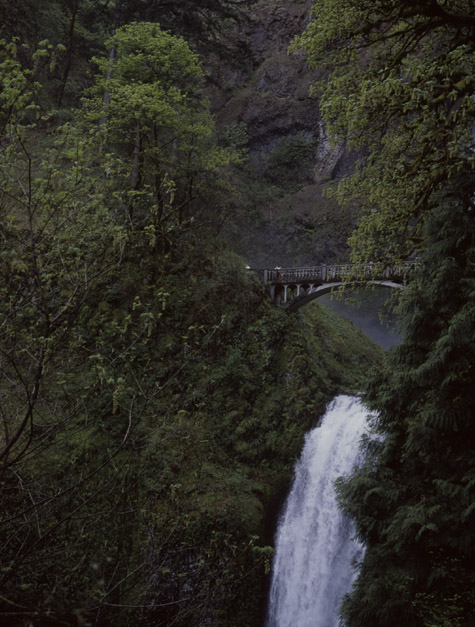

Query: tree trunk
left=101, top=0, right=122, bottom=123
left=128, top=122, right=142, bottom=223
left=57, top=0, right=80, bottom=107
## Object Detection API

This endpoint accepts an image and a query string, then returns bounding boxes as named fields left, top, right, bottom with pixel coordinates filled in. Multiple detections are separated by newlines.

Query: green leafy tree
left=81, top=21, right=235, bottom=234
left=0, top=0, right=113, bottom=107
left=1, top=0, right=257, bottom=109
left=0, top=32, right=267, bottom=627
left=0, top=38, right=159, bottom=626
left=294, top=0, right=475, bottom=265
left=296, top=2, right=475, bottom=625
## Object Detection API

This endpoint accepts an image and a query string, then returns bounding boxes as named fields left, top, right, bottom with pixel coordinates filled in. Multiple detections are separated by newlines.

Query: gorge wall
left=206, top=0, right=357, bottom=268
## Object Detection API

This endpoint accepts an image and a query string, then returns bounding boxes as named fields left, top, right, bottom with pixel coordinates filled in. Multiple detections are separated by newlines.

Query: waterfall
left=266, top=395, right=371, bottom=627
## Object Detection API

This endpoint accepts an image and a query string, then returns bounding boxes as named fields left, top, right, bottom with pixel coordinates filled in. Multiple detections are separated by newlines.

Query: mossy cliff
left=206, top=0, right=358, bottom=268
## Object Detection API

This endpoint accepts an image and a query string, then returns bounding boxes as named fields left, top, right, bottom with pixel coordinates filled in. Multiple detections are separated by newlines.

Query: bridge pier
left=270, top=284, right=283, bottom=306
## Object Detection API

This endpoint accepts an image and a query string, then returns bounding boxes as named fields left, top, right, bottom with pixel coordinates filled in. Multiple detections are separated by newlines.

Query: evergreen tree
left=297, top=1, right=475, bottom=624
left=337, top=186, right=475, bottom=625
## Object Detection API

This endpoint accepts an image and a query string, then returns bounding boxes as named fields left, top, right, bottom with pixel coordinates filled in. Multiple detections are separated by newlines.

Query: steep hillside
left=120, top=246, right=384, bottom=627
left=0, top=226, right=383, bottom=626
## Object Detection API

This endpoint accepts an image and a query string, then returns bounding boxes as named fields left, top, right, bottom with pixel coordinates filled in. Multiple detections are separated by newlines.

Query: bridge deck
left=249, top=262, right=418, bottom=310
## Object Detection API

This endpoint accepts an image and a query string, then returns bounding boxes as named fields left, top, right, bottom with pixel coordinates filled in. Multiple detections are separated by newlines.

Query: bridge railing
left=249, top=261, right=419, bottom=285
left=266, top=267, right=325, bottom=282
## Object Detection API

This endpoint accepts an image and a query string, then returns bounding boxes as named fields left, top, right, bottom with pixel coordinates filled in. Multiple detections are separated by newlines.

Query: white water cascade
left=266, top=395, right=371, bottom=627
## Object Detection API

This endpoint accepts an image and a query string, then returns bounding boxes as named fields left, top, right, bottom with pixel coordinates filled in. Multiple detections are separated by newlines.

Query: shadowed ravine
left=319, top=287, right=400, bottom=349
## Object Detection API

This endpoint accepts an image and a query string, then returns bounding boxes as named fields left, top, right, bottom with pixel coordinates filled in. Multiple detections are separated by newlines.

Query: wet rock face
left=248, top=0, right=312, bottom=58
left=205, top=0, right=356, bottom=267
left=240, top=58, right=318, bottom=154
left=209, top=2, right=319, bottom=152
left=246, top=0, right=316, bottom=144
left=207, top=0, right=349, bottom=182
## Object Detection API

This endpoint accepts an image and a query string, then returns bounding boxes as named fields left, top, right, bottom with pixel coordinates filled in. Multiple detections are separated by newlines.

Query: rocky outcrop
left=208, top=1, right=320, bottom=155
left=206, top=0, right=356, bottom=266
left=208, top=0, right=352, bottom=179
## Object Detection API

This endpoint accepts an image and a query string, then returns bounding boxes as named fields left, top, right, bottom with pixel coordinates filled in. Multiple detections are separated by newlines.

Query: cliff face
left=214, top=2, right=318, bottom=150
left=204, top=0, right=356, bottom=268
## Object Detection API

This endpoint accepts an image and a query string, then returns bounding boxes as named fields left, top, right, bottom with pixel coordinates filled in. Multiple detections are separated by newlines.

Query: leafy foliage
left=337, top=197, right=475, bottom=626
left=294, top=0, right=475, bottom=265
left=0, top=28, right=383, bottom=627
left=263, top=133, right=317, bottom=187
left=296, top=1, right=475, bottom=625
left=81, top=21, right=236, bottom=234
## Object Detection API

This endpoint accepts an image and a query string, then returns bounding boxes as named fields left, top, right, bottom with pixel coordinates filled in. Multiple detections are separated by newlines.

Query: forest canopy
left=295, top=0, right=475, bottom=264
left=2, top=0, right=475, bottom=625
left=0, top=19, right=256, bottom=626
left=1, top=5, right=380, bottom=626
left=297, top=2, right=475, bottom=625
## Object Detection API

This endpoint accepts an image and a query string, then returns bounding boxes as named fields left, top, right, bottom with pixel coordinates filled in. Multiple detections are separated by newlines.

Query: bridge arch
left=250, top=262, right=417, bottom=312
left=283, top=280, right=404, bottom=312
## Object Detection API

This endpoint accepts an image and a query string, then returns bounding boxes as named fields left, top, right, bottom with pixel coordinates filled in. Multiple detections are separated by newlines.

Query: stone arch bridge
left=249, top=262, right=418, bottom=312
